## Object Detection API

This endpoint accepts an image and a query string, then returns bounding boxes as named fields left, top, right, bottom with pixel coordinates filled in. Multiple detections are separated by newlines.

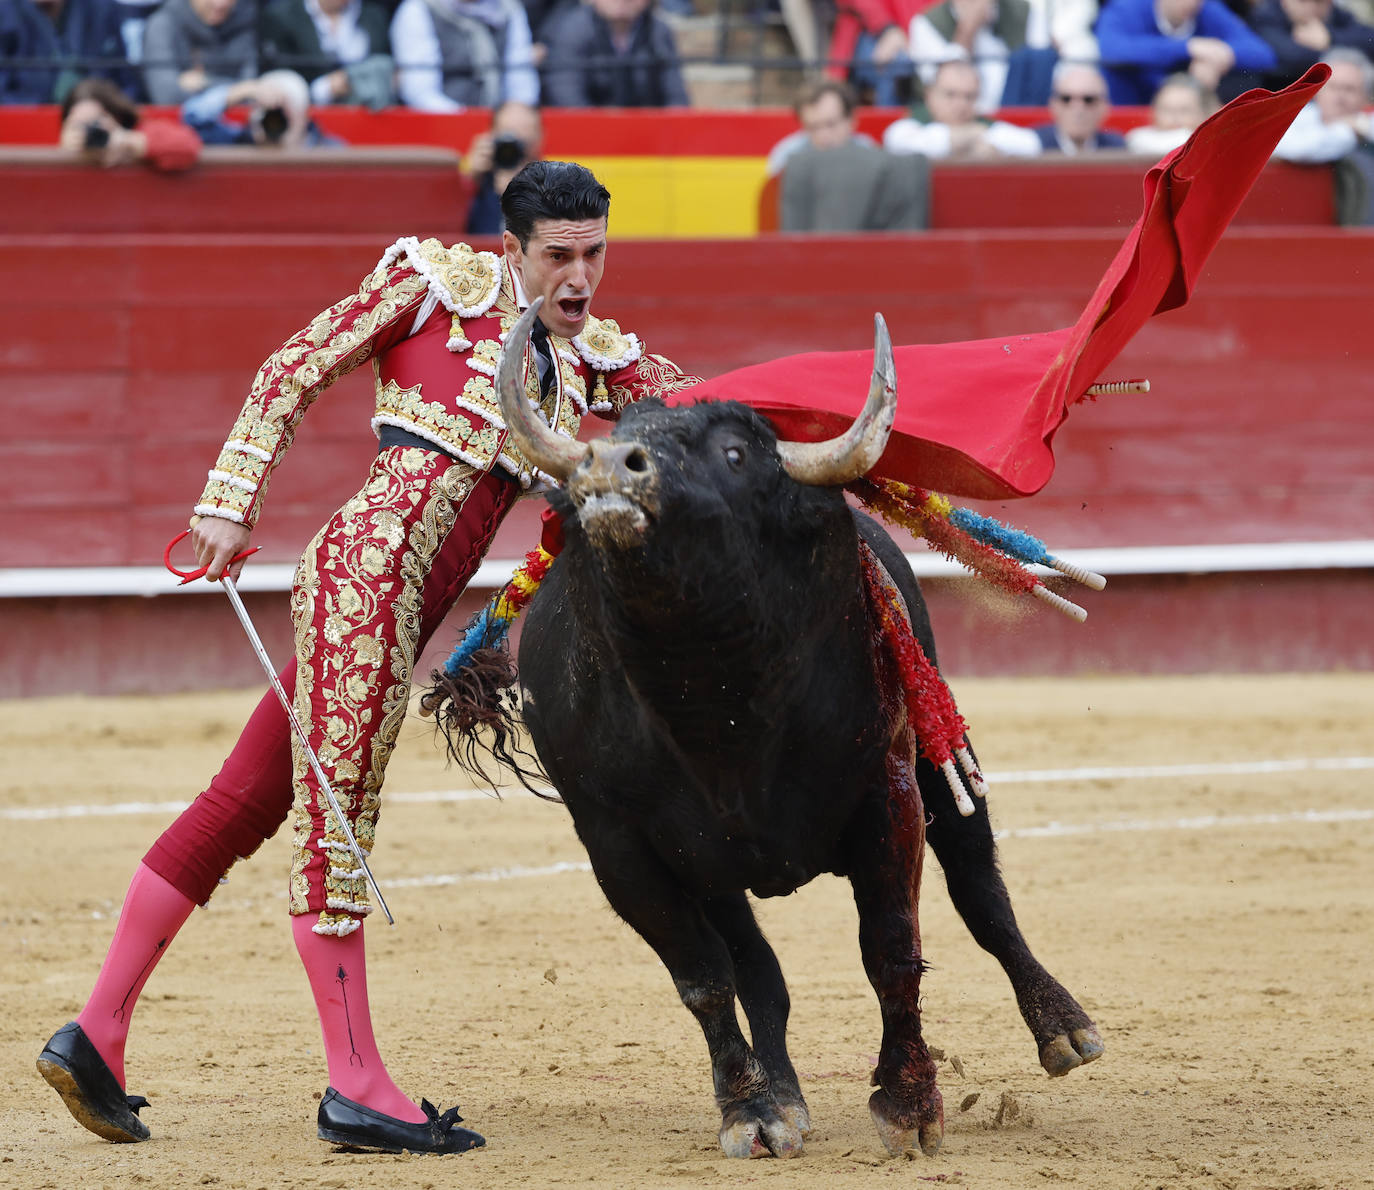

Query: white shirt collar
left=1154, top=3, right=1196, bottom=38
left=506, top=254, right=530, bottom=310
left=305, top=0, right=367, bottom=59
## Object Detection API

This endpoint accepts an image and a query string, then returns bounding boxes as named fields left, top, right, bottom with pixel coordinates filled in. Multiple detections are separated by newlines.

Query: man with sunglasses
left=1034, top=62, right=1127, bottom=153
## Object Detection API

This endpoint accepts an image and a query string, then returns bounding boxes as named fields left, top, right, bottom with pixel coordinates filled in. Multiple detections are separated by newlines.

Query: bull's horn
left=496, top=297, right=590, bottom=482
left=776, top=313, right=897, bottom=486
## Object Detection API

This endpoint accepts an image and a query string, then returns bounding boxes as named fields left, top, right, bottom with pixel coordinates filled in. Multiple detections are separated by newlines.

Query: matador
left=38, top=161, right=698, bottom=1155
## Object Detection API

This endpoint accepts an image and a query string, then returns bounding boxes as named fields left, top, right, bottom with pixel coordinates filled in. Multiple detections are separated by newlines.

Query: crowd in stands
left=0, top=0, right=691, bottom=109
left=5, top=0, right=1374, bottom=220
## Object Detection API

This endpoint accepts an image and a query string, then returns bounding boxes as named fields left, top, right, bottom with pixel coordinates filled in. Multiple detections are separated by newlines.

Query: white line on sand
left=6, top=756, right=1371, bottom=822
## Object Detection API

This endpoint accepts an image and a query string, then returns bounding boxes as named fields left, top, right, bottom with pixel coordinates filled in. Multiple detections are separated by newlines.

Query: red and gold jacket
left=195, top=237, right=701, bottom=527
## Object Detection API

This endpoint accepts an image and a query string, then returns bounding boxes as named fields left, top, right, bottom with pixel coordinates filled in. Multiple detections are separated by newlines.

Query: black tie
left=530, top=320, right=554, bottom=401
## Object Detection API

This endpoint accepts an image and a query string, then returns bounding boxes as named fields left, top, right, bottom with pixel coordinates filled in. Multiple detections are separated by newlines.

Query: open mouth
left=558, top=297, right=588, bottom=324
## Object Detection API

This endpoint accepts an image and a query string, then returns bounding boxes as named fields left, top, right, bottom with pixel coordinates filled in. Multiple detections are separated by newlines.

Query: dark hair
left=500, top=160, right=610, bottom=250
left=61, top=78, right=139, bottom=130
left=796, top=79, right=856, bottom=119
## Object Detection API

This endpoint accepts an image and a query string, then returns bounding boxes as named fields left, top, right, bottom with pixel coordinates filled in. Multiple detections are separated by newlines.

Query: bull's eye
left=723, top=445, right=745, bottom=468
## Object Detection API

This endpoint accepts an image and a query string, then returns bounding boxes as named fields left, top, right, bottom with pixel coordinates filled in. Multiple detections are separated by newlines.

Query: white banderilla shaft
left=221, top=576, right=394, bottom=926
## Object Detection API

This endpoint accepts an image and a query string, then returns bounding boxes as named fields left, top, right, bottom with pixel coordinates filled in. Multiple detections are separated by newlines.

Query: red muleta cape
left=671, top=67, right=1328, bottom=501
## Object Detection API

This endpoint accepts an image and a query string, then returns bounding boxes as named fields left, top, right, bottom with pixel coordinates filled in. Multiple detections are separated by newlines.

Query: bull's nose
left=585, top=438, right=653, bottom=484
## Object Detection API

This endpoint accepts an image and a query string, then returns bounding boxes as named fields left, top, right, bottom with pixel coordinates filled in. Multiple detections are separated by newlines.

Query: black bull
left=445, top=304, right=1103, bottom=1159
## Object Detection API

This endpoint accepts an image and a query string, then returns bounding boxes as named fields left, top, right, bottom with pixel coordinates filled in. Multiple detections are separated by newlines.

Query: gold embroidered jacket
left=195, top=237, right=702, bottom=528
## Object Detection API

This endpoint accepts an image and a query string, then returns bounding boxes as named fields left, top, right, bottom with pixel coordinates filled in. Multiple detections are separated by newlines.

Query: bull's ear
left=776, top=312, right=896, bottom=486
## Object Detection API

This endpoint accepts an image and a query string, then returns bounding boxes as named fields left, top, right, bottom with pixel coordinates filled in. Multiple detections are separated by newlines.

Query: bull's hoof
left=869, top=1087, right=943, bottom=1158
left=1039, top=1026, right=1105, bottom=1077
left=777, top=1097, right=812, bottom=1138
left=719, top=1099, right=802, bottom=1154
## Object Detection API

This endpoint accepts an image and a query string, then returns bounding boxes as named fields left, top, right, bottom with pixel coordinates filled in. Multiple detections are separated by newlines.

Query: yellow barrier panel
left=579, top=156, right=771, bottom=238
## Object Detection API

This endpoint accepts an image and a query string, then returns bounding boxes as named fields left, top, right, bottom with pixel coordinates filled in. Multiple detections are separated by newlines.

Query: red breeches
left=143, top=450, right=517, bottom=921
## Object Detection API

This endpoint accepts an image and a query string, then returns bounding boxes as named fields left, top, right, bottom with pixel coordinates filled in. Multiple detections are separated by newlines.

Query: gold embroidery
left=375, top=378, right=505, bottom=463
left=288, top=451, right=482, bottom=929
left=470, top=337, right=502, bottom=372
left=577, top=315, right=638, bottom=368
left=416, top=239, right=501, bottom=316
left=198, top=269, right=430, bottom=525
left=607, top=353, right=704, bottom=412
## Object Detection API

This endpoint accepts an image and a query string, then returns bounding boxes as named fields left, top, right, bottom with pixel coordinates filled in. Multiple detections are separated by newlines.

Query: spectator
left=57, top=76, right=202, bottom=169
left=260, top=0, right=395, bottom=109
left=1123, top=70, right=1217, bottom=154
left=1272, top=46, right=1373, bottom=161
left=766, top=77, right=880, bottom=176
left=909, top=0, right=1055, bottom=113
left=884, top=57, right=1042, bottom=156
left=541, top=0, right=688, bottom=107
left=780, top=82, right=930, bottom=231
left=1031, top=0, right=1100, bottom=64
left=461, top=99, right=544, bottom=234
left=181, top=66, right=335, bottom=146
left=1094, top=0, right=1278, bottom=105
left=522, top=0, right=571, bottom=67
left=390, top=0, right=537, bottom=111
left=142, top=0, right=260, bottom=105
left=1342, top=0, right=1374, bottom=27
left=1033, top=61, right=1126, bottom=152
left=113, top=0, right=160, bottom=74
left=1249, top=0, right=1374, bottom=92
left=826, top=0, right=923, bottom=105
left=0, top=0, right=139, bottom=104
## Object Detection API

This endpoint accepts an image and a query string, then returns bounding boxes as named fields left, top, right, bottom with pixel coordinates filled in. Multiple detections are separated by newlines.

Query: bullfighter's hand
left=192, top=516, right=253, bottom=582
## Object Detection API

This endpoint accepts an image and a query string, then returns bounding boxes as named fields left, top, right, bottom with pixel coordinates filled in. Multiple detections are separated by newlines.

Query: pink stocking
left=75, top=863, right=196, bottom=1088
left=291, top=916, right=425, bottom=1122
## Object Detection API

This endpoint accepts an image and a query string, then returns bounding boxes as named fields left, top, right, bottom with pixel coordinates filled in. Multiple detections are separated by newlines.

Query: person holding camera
left=180, top=67, right=338, bottom=146
left=461, top=99, right=544, bottom=234
left=57, top=76, right=202, bottom=170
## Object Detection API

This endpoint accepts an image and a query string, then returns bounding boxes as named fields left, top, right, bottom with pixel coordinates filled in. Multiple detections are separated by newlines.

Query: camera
left=258, top=106, right=290, bottom=145
left=491, top=133, right=527, bottom=171
left=83, top=123, right=110, bottom=151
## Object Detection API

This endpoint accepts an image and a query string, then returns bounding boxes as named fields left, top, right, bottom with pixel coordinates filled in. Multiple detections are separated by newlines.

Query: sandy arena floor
left=2, top=673, right=1372, bottom=1189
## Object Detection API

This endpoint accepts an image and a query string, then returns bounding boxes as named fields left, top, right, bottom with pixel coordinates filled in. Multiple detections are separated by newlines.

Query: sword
left=165, top=530, right=394, bottom=926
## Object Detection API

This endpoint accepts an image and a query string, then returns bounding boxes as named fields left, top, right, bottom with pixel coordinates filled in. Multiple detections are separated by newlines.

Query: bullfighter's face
left=504, top=217, right=607, bottom=340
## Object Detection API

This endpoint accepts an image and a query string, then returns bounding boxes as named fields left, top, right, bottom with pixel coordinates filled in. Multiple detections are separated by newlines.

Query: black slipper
left=317, top=1087, right=485, bottom=1154
left=37, top=1021, right=150, bottom=1143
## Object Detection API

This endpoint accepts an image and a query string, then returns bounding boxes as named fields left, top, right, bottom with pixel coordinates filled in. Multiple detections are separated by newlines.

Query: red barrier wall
left=2, top=156, right=1371, bottom=693
left=0, top=104, right=1155, bottom=151
left=5, top=225, right=1369, bottom=573
left=0, top=147, right=470, bottom=235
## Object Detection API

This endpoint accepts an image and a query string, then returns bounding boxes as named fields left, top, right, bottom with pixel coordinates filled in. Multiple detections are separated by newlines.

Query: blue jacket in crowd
left=1095, top=0, right=1278, bottom=105
left=0, top=0, right=138, bottom=103
left=1248, top=0, right=1374, bottom=89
